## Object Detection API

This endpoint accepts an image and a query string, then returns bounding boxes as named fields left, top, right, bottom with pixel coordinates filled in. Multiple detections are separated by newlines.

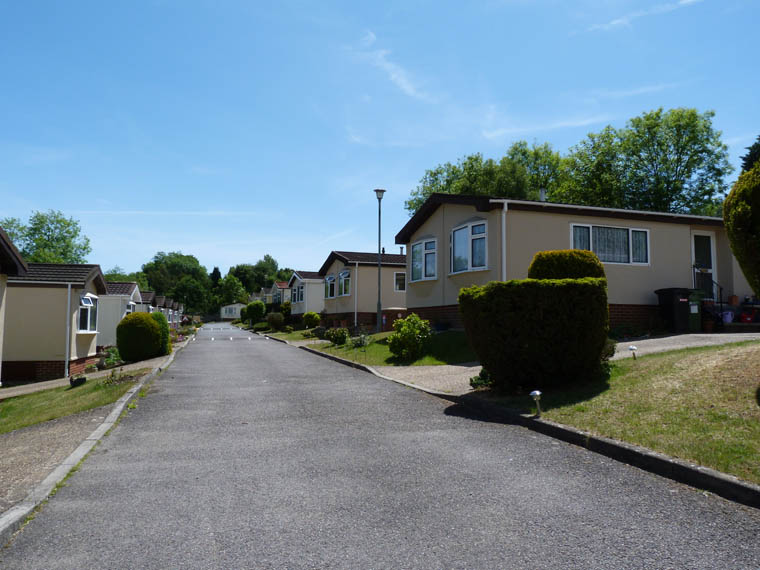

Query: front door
left=692, top=231, right=716, bottom=299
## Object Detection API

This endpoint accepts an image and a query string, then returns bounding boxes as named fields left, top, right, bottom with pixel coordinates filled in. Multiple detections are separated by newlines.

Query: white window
left=338, top=270, right=351, bottom=296
left=411, top=239, right=437, bottom=282
left=292, top=283, right=304, bottom=303
left=450, top=221, right=487, bottom=274
left=78, top=295, right=98, bottom=332
left=324, top=275, right=336, bottom=298
left=394, top=272, right=406, bottom=292
left=572, top=224, right=649, bottom=265
left=126, top=302, right=135, bottom=315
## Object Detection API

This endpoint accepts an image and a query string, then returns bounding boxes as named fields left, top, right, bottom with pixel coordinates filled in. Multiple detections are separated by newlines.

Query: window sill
left=77, top=330, right=98, bottom=335
left=448, top=267, right=491, bottom=276
left=409, top=277, right=437, bottom=284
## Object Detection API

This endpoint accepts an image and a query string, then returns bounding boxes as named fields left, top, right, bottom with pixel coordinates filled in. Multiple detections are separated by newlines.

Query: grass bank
left=484, top=341, right=760, bottom=485
left=0, top=369, right=150, bottom=435
left=313, top=330, right=478, bottom=366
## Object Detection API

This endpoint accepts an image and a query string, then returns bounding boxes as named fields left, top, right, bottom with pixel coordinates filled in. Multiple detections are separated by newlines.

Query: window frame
left=410, top=238, right=437, bottom=282
left=324, top=275, right=336, bottom=298
left=394, top=271, right=406, bottom=292
left=78, top=294, right=98, bottom=333
left=338, top=270, right=351, bottom=297
left=449, top=220, right=488, bottom=275
left=570, top=223, right=650, bottom=266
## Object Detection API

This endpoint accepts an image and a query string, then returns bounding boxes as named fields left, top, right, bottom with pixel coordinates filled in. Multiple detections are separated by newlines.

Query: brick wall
left=322, top=310, right=409, bottom=332
left=1, top=355, right=100, bottom=382
left=407, top=305, right=464, bottom=329
left=608, top=304, right=660, bottom=331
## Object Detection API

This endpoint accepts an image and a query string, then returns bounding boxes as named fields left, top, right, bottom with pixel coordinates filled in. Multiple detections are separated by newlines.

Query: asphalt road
left=3, top=322, right=760, bottom=569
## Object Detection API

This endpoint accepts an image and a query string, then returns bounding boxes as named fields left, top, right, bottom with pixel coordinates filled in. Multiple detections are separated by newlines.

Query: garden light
left=530, top=390, right=542, bottom=417
left=629, top=345, right=638, bottom=360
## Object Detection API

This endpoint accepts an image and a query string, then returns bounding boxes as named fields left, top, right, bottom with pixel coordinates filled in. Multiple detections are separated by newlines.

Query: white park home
left=0, top=227, right=28, bottom=385
left=220, top=303, right=245, bottom=321
left=288, top=270, right=324, bottom=316
left=99, top=282, right=142, bottom=347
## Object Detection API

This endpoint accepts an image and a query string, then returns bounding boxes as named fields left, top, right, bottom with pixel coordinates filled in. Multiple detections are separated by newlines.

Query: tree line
left=406, top=108, right=748, bottom=216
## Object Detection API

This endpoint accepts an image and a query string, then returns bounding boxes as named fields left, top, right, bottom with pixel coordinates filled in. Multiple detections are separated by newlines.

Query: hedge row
left=116, top=311, right=172, bottom=363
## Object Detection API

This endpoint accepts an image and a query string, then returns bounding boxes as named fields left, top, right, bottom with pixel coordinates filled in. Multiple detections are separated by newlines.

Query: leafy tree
left=0, top=210, right=91, bottom=263
left=105, top=266, right=150, bottom=291
left=741, top=135, right=760, bottom=173
left=252, top=255, right=279, bottom=291
left=218, top=274, right=248, bottom=305
left=551, top=126, right=626, bottom=208
left=142, top=251, right=210, bottom=295
left=210, top=266, right=222, bottom=287
left=405, top=153, right=532, bottom=214
left=506, top=141, right=564, bottom=198
left=171, top=275, right=208, bottom=313
left=229, top=264, right=258, bottom=294
left=724, top=163, right=760, bottom=296
left=554, top=108, right=732, bottom=214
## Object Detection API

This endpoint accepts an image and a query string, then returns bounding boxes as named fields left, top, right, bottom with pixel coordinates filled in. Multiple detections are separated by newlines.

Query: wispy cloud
left=587, top=0, right=703, bottom=32
left=346, top=126, right=371, bottom=145
left=590, top=82, right=680, bottom=99
left=351, top=31, right=436, bottom=103
left=724, top=134, right=756, bottom=147
left=72, top=210, right=270, bottom=217
left=482, top=114, right=613, bottom=139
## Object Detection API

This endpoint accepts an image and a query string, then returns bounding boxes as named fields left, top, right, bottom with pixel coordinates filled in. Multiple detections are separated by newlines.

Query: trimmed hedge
left=247, top=301, right=266, bottom=325
left=117, top=312, right=162, bottom=363
left=528, top=249, right=605, bottom=279
left=724, top=164, right=760, bottom=296
left=303, top=311, right=320, bottom=328
left=459, top=278, right=609, bottom=393
left=151, top=312, right=172, bottom=356
left=266, top=311, right=284, bottom=330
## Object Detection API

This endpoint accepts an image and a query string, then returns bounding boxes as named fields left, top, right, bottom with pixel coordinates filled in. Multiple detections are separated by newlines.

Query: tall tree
left=741, top=135, right=760, bottom=173
left=404, top=153, right=531, bottom=214
left=105, top=266, right=150, bottom=291
left=506, top=141, right=564, bottom=198
left=209, top=266, right=222, bottom=287
left=228, top=264, right=258, bottom=294
left=251, top=254, right=280, bottom=291
left=218, top=274, right=248, bottom=305
left=171, top=275, right=209, bottom=313
left=142, top=251, right=210, bottom=296
left=0, top=210, right=91, bottom=263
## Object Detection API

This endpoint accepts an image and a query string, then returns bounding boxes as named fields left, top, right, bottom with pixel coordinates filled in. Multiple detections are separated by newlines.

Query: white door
left=691, top=231, right=717, bottom=299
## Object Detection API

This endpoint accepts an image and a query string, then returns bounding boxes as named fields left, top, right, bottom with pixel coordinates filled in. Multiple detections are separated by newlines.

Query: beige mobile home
left=318, top=251, right=407, bottom=330
left=0, top=227, right=28, bottom=385
left=394, top=193, right=753, bottom=329
left=3, top=263, right=107, bottom=382
left=288, top=270, right=324, bottom=316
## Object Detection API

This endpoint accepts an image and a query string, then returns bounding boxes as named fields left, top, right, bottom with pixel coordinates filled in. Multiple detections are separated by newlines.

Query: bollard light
left=629, top=345, right=638, bottom=360
left=530, top=390, right=542, bottom=417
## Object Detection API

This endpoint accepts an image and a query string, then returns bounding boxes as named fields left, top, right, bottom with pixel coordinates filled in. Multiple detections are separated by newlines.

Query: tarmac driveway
left=2, top=323, right=759, bottom=568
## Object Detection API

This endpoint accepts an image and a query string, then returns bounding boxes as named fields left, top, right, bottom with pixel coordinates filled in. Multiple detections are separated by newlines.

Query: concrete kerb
left=298, top=341, right=760, bottom=510
left=0, top=337, right=191, bottom=547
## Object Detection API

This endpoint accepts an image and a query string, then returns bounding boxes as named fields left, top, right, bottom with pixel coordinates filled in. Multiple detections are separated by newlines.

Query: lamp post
left=374, top=188, right=386, bottom=334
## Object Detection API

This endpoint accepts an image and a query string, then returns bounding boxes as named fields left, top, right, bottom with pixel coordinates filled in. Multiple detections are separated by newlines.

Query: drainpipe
left=354, top=261, right=359, bottom=329
left=64, top=283, right=72, bottom=377
left=304, top=280, right=308, bottom=313
left=499, top=201, right=508, bottom=281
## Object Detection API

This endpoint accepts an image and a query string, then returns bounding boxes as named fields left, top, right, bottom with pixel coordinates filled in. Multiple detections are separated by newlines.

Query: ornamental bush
left=527, top=249, right=605, bottom=279
left=303, top=311, right=320, bottom=328
left=240, top=306, right=248, bottom=322
left=312, top=326, right=327, bottom=340
left=150, top=312, right=172, bottom=356
left=459, top=278, right=609, bottom=393
left=266, top=311, right=284, bottom=331
left=253, top=322, right=269, bottom=332
left=117, top=312, right=162, bottom=363
left=247, top=301, right=266, bottom=325
left=325, top=327, right=349, bottom=345
left=724, top=164, right=760, bottom=296
left=387, top=313, right=432, bottom=361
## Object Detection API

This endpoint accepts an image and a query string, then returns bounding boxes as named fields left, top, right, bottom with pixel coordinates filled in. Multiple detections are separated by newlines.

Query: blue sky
left=1, top=0, right=757, bottom=275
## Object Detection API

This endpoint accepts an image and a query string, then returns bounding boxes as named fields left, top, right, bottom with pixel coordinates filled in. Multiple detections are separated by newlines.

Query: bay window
left=411, top=239, right=437, bottom=282
left=450, top=221, right=487, bottom=274
left=78, top=295, right=98, bottom=332
left=338, top=270, right=351, bottom=296
left=324, top=275, right=336, bottom=298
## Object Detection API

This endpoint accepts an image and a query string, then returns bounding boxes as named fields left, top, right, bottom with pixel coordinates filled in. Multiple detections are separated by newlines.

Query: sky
left=1, top=0, right=757, bottom=275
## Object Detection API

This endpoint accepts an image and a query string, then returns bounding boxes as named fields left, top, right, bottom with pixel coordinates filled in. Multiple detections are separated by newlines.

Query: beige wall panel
left=72, top=281, right=99, bottom=357
left=0, top=275, right=6, bottom=371
left=322, top=260, right=406, bottom=315
left=404, top=203, right=502, bottom=309
left=4, top=286, right=70, bottom=360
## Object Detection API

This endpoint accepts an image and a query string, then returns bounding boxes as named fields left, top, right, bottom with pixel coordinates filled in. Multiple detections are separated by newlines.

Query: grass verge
left=313, top=330, right=478, bottom=366
left=0, top=368, right=150, bottom=435
left=268, top=329, right=312, bottom=342
left=481, top=341, right=760, bottom=485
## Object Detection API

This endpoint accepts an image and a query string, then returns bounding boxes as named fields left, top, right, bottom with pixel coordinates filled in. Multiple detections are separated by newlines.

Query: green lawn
left=313, top=330, right=478, bottom=366
left=268, top=329, right=312, bottom=342
left=482, top=341, right=760, bottom=485
left=0, top=369, right=150, bottom=435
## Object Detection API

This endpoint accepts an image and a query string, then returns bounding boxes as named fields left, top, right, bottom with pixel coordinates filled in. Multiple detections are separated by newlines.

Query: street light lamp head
left=374, top=188, right=386, bottom=201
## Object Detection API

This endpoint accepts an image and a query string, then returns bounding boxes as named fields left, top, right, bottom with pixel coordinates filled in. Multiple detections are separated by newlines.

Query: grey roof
left=0, top=227, right=27, bottom=276
left=106, top=282, right=138, bottom=296
left=319, top=251, right=406, bottom=276
left=8, top=263, right=106, bottom=293
left=288, top=270, right=321, bottom=287
left=155, top=295, right=166, bottom=307
left=140, top=290, right=156, bottom=304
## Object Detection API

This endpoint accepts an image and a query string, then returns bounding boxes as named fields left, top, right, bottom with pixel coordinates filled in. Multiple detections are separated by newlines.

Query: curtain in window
left=573, top=226, right=591, bottom=250
left=471, top=237, right=486, bottom=268
left=592, top=226, right=629, bottom=263
left=632, top=230, right=648, bottom=263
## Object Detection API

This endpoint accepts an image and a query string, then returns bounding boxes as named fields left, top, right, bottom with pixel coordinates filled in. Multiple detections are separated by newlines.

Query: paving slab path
left=3, top=323, right=759, bottom=568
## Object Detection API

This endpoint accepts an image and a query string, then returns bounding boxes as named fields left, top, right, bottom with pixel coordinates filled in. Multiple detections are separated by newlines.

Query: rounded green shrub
left=303, top=311, right=321, bottom=328
left=312, top=326, right=327, bottom=339
left=252, top=322, right=269, bottom=332
left=387, top=313, right=432, bottom=361
left=266, top=311, right=284, bottom=330
left=117, top=312, right=162, bottom=363
left=325, top=327, right=349, bottom=345
left=724, top=164, right=760, bottom=296
left=527, top=249, right=606, bottom=280
left=151, top=311, right=171, bottom=356
left=247, top=301, right=266, bottom=324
